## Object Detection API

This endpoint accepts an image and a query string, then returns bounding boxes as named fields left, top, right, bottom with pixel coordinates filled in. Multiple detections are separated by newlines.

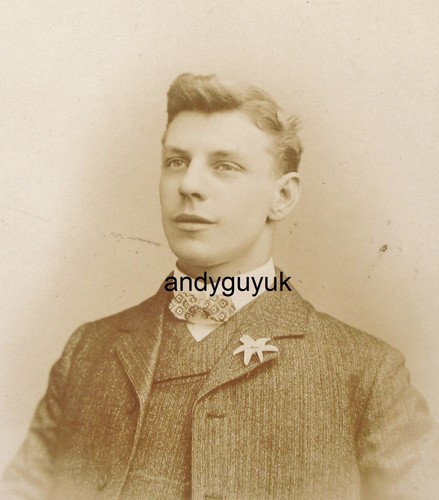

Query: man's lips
left=174, top=214, right=214, bottom=224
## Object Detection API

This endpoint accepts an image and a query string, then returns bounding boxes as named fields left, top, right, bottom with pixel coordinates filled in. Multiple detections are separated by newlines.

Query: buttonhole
left=206, top=413, right=225, bottom=419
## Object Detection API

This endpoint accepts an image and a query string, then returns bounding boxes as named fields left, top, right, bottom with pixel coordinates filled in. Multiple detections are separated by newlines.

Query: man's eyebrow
left=208, top=150, right=242, bottom=159
left=162, top=145, right=189, bottom=155
left=162, top=147, right=244, bottom=161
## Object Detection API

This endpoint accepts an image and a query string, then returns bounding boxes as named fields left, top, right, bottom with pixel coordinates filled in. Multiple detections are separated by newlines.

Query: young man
left=2, top=73, right=438, bottom=499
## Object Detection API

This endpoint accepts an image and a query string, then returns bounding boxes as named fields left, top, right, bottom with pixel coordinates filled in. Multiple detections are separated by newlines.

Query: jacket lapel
left=196, top=283, right=311, bottom=402
left=114, top=286, right=168, bottom=404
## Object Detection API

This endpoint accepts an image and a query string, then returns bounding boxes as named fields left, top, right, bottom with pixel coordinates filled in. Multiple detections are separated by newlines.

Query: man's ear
left=268, top=172, right=300, bottom=222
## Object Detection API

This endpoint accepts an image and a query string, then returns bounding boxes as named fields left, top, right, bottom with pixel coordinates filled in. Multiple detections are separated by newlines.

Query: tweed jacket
left=2, top=275, right=439, bottom=499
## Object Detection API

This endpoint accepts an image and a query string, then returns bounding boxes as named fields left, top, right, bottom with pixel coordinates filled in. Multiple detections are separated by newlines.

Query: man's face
left=159, top=110, right=283, bottom=277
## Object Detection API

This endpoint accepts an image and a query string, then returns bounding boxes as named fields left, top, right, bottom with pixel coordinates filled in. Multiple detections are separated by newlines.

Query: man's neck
left=176, top=255, right=273, bottom=281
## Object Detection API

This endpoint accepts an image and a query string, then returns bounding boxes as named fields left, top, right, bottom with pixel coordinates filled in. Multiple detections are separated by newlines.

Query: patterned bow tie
left=169, top=292, right=236, bottom=323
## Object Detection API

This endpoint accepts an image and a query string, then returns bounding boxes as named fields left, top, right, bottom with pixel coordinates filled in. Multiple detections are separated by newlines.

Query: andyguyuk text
left=164, top=272, right=293, bottom=297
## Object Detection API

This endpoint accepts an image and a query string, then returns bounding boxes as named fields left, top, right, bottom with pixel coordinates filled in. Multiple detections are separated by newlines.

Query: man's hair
left=166, top=73, right=302, bottom=173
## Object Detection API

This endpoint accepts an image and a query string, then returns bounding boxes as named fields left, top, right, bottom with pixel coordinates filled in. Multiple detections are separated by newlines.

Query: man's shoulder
left=313, top=307, right=396, bottom=356
left=273, top=288, right=409, bottom=396
left=279, top=286, right=403, bottom=368
left=87, top=294, right=158, bottom=332
left=65, top=285, right=168, bottom=354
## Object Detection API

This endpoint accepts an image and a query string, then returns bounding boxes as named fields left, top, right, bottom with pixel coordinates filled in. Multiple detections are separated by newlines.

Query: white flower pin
left=233, top=335, right=278, bottom=366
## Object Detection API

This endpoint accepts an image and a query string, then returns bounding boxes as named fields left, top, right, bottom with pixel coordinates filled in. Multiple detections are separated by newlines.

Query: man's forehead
left=163, top=110, right=275, bottom=155
left=163, top=144, right=244, bottom=159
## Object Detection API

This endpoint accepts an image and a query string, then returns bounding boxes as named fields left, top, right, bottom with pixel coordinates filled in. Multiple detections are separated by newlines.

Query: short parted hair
left=165, top=73, right=303, bottom=173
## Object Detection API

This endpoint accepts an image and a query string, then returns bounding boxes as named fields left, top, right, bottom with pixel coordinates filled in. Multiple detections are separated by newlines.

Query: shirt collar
left=172, top=258, right=275, bottom=314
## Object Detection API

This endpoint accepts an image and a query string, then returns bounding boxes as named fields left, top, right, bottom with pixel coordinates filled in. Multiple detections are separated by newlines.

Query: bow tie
left=169, top=292, right=236, bottom=323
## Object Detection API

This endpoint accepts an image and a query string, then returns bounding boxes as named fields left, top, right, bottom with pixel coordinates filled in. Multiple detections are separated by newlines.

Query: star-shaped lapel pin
left=233, top=335, right=278, bottom=366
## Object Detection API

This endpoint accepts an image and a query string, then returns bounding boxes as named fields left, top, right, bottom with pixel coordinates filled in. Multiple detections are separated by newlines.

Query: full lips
left=174, top=214, right=214, bottom=224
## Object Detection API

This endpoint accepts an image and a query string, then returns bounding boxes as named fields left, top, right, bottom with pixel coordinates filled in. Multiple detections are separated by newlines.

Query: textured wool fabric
left=121, top=309, right=237, bottom=499
left=2, top=270, right=439, bottom=499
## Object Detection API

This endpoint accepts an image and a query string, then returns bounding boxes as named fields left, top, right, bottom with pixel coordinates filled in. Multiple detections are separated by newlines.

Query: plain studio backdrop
left=1, top=0, right=438, bottom=470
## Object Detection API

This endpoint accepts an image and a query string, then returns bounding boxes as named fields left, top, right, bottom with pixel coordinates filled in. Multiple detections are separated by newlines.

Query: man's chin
left=175, top=256, right=219, bottom=275
left=171, top=246, right=223, bottom=275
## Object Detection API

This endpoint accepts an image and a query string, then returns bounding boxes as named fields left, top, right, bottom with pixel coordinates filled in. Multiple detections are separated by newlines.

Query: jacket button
left=97, top=473, right=108, bottom=491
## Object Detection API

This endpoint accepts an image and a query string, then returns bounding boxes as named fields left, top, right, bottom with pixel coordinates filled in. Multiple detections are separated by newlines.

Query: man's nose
left=178, top=162, right=207, bottom=200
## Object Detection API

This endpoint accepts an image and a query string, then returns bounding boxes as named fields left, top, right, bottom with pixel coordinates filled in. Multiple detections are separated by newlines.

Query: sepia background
left=1, top=0, right=438, bottom=470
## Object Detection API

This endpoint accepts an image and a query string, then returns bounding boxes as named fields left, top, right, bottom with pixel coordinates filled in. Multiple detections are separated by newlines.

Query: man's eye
left=165, top=158, right=188, bottom=169
left=215, top=162, right=239, bottom=173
